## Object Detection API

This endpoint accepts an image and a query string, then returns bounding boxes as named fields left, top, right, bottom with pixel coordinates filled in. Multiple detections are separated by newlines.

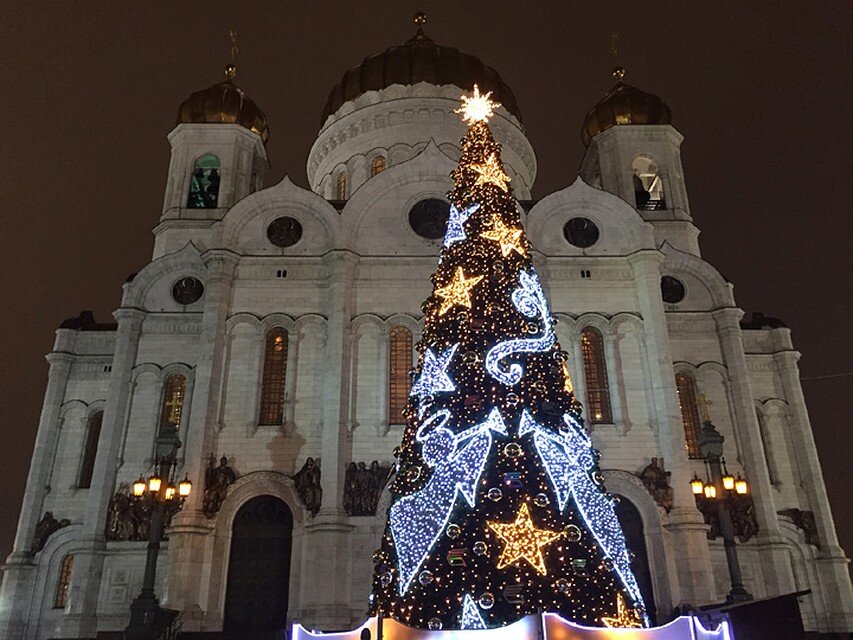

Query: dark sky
left=1, top=2, right=851, bottom=575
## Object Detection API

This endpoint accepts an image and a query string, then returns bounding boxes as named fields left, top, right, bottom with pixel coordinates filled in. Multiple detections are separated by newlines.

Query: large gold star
left=434, top=267, right=484, bottom=316
left=482, top=216, right=526, bottom=257
left=471, top=153, right=511, bottom=192
left=601, top=593, right=644, bottom=628
left=487, top=503, right=562, bottom=575
left=455, top=84, right=501, bottom=123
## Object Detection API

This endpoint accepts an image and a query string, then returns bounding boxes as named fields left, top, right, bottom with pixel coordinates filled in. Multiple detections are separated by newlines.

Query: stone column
left=773, top=345, right=853, bottom=631
left=628, top=250, right=715, bottom=607
left=283, top=329, right=301, bottom=431
left=712, top=308, right=795, bottom=596
left=62, top=307, right=145, bottom=637
left=0, top=341, right=74, bottom=638
left=165, top=250, right=238, bottom=623
left=298, top=250, right=357, bottom=628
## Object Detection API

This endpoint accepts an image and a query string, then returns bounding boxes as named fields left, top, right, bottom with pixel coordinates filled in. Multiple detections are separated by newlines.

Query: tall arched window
left=77, top=410, right=103, bottom=489
left=336, top=172, right=347, bottom=200
left=371, top=155, right=386, bottom=176
left=581, top=327, right=612, bottom=424
left=54, top=554, right=74, bottom=608
left=158, top=374, right=187, bottom=437
left=632, top=156, right=665, bottom=210
left=675, top=372, right=702, bottom=459
left=389, top=326, right=413, bottom=424
left=187, top=154, right=221, bottom=209
left=260, top=328, right=288, bottom=425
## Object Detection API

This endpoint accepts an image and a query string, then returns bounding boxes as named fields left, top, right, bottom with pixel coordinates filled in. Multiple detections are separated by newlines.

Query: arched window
left=371, top=155, right=386, bottom=176
left=389, top=326, right=413, bottom=424
left=77, top=410, right=103, bottom=489
left=259, top=328, right=288, bottom=425
left=675, top=372, right=702, bottom=459
left=336, top=172, right=347, bottom=200
left=581, top=327, right=612, bottom=424
left=54, top=554, right=73, bottom=608
left=158, top=374, right=187, bottom=437
left=187, top=154, right=221, bottom=209
left=632, top=156, right=665, bottom=210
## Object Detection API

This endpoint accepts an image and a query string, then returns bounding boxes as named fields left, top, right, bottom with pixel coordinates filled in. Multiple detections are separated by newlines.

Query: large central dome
left=321, top=25, right=521, bottom=126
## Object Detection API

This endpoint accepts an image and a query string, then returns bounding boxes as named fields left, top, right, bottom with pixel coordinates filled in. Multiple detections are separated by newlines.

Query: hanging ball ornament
left=526, top=321, right=539, bottom=334
left=555, top=578, right=571, bottom=594
left=505, top=392, right=520, bottom=406
left=478, top=592, right=495, bottom=609
left=591, top=470, right=604, bottom=485
left=456, top=310, right=469, bottom=322
left=463, top=350, right=481, bottom=365
left=473, top=541, right=488, bottom=556
left=503, top=442, right=523, bottom=458
left=533, top=493, right=550, bottom=507
left=446, top=524, right=461, bottom=539
left=565, top=525, right=582, bottom=542
left=428, top=618, right=443, bottom=631
left=380, top=571, right=392, bottom=588
left=487, top=487, right=503, bottom=502
left=418, top=570, right=434, bottom=586
left=554, top=350, right=569, bottom=362
left=601, top=557, right=614, bottom=571
left=494, top=261, right=505, bottom=273
left=406, top=466, right=422, bottom=481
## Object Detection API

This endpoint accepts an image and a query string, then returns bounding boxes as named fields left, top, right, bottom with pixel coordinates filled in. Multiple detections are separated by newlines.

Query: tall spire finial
left=414, top=11, right=427, bottom=27
left=610, top=32, right=625, bottom=81
left=225, top=28, right=238, bottom=79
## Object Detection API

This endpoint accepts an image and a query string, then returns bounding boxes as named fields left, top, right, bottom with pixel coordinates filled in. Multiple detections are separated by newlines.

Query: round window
left=172, top=277, right=204, bottom=305
left=660, top=276, right=686, bottom=304
left=409, top=198, right=451, bottom=240
left=267, top=216, right=303, bottom=248
left=563, top=217, right=600, bottom=248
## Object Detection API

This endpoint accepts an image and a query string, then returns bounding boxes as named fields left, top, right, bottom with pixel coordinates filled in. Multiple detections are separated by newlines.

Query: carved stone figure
left=694, top=492, right=758, bottom=543
left=343, top=460, right=392, bottom=516
left=639, top=457, right=673, bottom=513
left=105, top=484, right=176, bottom=541
left=203, top=454, right=238, bottom=518
left=778, top=508, right=820, bottom=548
left=31, top=511, right=70, bottom=553
left=293, top=457, right=322, bottom=516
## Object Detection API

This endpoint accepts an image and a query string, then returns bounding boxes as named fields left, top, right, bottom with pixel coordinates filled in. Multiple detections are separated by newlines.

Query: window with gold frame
left=389, top=326, right=413, bottom=425
left=158, top=374, right=186, bottom=437
left=371, top=155, right=386, bottom=176
left=259, top=328, right=288, bottom=425
left=581, top=327, right=612, bottom=424
left=54, top=554, right=74, bottom=608
left=675, top=372, right=703, bottom=459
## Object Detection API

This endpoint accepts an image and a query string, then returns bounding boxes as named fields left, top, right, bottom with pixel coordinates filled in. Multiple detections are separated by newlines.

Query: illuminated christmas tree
left=369, top=86, right=647, bottom=631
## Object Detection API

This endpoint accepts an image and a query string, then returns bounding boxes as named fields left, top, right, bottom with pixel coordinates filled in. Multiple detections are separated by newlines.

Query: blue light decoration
left=390, top=407, right=508, bottom=595
left=485, top=270, right=555, bottom=385
left=410, top=344, right=459, bottom=417
left=459, top=594, right=487, bottom=630
left=518, top=410, right=647, bottom=621
left=443, top=203, right=481, bottom=248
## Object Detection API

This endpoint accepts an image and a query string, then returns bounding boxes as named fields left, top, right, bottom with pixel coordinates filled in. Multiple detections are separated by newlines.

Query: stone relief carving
left=639, top=457, right=674, bottom=513
left=695, top=492, right=759, bottom=543
left=105, top=483, right=174, bottom=542
left=292, top=457, right=322, bottom=516
left=778, top=508, right=820, bottom=548
left=202, top=454, right=238, bottom=518
left=32, top=511, right=70, bottom=553
left=343, top=461, right=392, bottom=516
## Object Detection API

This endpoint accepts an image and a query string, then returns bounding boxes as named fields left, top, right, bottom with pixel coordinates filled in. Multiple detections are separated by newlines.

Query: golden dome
left=581, top=69, right=671, bottom=146
left=321, top=15, right=521, bottom=126
left=177, top=75, right=270, bottom=143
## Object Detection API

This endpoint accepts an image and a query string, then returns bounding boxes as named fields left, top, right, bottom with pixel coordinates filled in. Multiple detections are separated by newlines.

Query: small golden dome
left=581, top=70, right=671, bottom=146
left=177, top=73, right=269, bottom=143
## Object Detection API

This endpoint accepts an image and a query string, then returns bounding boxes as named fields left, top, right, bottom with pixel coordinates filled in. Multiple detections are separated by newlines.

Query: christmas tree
left=369, top=87, right=647, bottom=631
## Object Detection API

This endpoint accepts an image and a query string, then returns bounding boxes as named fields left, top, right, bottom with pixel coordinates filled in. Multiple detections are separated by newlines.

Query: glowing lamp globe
left=133, top=477, right=146, bottom=497
left=148, top=475, right=162, bottom=494
left=179, top=476, right=192, bottom=497
left=690, top=474, right=704, bottom=495
left=735, top=475, right=748, bottom=495
left=703, top=484, right=717, bottom=499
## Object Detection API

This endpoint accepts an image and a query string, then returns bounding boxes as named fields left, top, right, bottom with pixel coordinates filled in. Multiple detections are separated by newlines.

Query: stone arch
left=30, top=524, right=85, bottom=632
left=660, top=242, right=734, bottom=309
left=123, top=242, right=206, bottom=309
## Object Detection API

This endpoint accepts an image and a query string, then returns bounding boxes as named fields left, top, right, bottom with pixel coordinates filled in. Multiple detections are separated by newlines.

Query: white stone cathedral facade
left=1, top=26, right=851, bottom=639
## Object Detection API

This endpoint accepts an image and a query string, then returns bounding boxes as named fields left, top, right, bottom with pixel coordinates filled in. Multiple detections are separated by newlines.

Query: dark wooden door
left=224, top=495, right=293, bottom=638
left=615, top=497, right=658, bottom=625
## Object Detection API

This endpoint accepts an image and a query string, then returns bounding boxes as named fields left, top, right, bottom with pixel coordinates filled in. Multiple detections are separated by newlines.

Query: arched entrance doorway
left=224, top=495, right=293, bottom=638
left=615, top=496, right=658, bottom=624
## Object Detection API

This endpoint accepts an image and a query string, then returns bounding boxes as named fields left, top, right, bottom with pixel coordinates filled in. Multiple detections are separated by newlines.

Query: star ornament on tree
left=434, top=267, right=484, bottom=316
left=471, top=153, right=511, bottom=192
left=487, top=503, right=562, bottom=575
left=455, top=84, right=501, bottom=123
left=482, top=216, right=526, bottom=257
left=410, top=344, right=458, bottom=408
left=601, top=593, right=644, bottom=629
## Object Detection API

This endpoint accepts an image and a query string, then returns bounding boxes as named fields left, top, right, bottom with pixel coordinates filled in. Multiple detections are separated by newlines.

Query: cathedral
left=1, top=18, right=851, bottom=640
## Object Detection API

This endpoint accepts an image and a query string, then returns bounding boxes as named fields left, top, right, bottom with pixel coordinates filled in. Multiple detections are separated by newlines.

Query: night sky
left=2, top=2, right=850, bottom=579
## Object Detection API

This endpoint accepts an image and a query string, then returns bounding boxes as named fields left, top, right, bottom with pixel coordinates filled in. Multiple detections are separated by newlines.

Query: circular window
left=660, top=276, right=686, bottom=304
left=172, top=277, right=204, bottom=305
left=408, top=198, right=451, bottom=240
left=563, top=217, right=600, bottom=248
left=267, top=216, right=303, bottom=248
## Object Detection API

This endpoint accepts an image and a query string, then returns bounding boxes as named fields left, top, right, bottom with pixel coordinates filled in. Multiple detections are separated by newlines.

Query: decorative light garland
left=444, top=203, right=481, bottom=248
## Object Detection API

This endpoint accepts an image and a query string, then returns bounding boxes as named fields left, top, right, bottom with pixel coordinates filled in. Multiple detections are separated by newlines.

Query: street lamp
left=124, top=455, right=191, bottom=640
left=690, top=420, right=753, bottom=604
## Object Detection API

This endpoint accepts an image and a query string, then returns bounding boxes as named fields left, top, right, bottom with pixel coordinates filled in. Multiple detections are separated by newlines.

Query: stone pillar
left=299, top=250, right=357, bottom=628
left=164, top=250, right=238, bottom=623
left=712, top=308, right=795, bottom=596
left=773, top=346, right=853, bottom=631
left=0, top=342, right=74, bottom=638
left=628, top=250, right=715, bottom=607
left=61, top=307, right=145, bottom=638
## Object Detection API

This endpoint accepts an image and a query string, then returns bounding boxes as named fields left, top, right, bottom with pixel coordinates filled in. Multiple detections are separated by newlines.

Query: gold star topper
left=487, top=503, right=562, bottom=575
left=471, top=153, right=511, bottom=192
left=455, top=84, right=501, bottom=123
left=434, top=267, right=484, bottom=315
left=482, top=215, right=526, bottom=257
left=601, top=592, right=644, bottom=628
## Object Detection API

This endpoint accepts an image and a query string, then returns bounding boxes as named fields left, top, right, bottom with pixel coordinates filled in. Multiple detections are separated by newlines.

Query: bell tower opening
left=632, top=156, right=666, bottom=210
